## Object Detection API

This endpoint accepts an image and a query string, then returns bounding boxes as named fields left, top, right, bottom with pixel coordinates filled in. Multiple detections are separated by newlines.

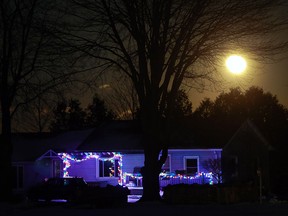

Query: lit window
left=99, top=159, right=119, bottom=177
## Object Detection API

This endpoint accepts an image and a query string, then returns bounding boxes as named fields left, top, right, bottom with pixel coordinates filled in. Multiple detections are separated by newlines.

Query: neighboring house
left=222, top=119, right=273, bottom=194
left=11, top=128, right=95, bottom=192
left=11, top=120, right=222, bottom=193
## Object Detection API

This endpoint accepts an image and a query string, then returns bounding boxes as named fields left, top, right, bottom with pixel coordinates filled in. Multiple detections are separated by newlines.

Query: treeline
left=190, top=86, right=288, bottom=150
left=49, top=94, right=115, bottom=132
left=48, top=85, right=288, bottom=152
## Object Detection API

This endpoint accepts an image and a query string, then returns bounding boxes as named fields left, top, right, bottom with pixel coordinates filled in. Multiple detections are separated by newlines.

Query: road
left=1, top=201, right=288, bottom=216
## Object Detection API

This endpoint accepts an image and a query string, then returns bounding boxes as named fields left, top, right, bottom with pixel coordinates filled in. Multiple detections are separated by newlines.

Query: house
left=11, top=128, right=95, bottom=192
left=221, top=119, right=273, bottom=194
left=11, top=120, right=222, bottom=193
left=11, top=118, right=274, bottom=198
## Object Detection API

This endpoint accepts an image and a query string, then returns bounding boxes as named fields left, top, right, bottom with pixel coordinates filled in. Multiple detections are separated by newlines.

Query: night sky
left=84, top=55, right=288, bottom=113
left=189, top=54, right=288, bottom=109
left=188, top=23, right=288, bottom=109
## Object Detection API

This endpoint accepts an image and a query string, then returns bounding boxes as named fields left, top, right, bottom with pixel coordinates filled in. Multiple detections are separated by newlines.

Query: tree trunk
left=139, top=110, right=166, bottom=202
left=140, top=144, right=162, bottom=201
left=0, top=98, right=13, bottom=202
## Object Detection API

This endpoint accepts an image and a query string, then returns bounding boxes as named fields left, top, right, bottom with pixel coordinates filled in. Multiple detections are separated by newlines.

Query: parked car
left=27, top=177, right=88, bottom=202
left=27, top=177, right=130, bottom=206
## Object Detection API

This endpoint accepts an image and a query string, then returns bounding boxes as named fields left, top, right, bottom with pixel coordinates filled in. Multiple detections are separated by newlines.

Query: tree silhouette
left=85, top=94, right=116, bottom=127
left=0, top=0, right=108, bottom=198
left=203, top=158, right=222, bottom=184
left=13, top=95, right=53, bottom=133
left=50, top=99, right=87, bottom=132
left=165, top=90, right=193, bottom=118
left=0, top=0, right=76, bottom=200
left=50, top=95, right=115, bottom=132
left=58, top=0, right=288, bottom=201
left=194, top=86, right=288, bottom=195
left=104, top=76, right=140, bottom=120
left=193, top=86, right=288, bottom=148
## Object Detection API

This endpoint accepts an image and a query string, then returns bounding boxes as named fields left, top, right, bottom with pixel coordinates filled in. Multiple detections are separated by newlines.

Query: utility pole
left=257, top=159, right=262, bottom=204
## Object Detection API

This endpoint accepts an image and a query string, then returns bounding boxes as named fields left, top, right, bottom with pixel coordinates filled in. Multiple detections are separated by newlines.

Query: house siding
left=169, top=149, right=222, bottom=174
left=120, top=149, right=222, bottom=175
left=122, top=154, right=145, bottom=174
left=12, top=162, right=36, bottom=191
left=223, top=130, right=271, bottom=191
left=68, top=158, right=97, bottom=182
left=119, top=149, right=221, bottom=187
left=13, top=159, right=59, bottom=192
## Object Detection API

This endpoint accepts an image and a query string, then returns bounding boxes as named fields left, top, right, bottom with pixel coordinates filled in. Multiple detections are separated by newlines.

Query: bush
left=162, top=184, right=217, bottom=204
left=162, top=183, right=258, bottom=204
left=83, top=184, right=130, bottom=208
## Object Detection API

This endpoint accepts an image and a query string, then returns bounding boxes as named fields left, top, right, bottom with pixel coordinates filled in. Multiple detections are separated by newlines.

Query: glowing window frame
left=58, top=152, right=123, bottom=182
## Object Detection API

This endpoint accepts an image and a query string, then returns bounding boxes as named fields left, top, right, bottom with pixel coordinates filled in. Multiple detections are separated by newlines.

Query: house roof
left=12, top=119, right=224, bottom=162
left=223, top=119, right=273, bottom=151
left=12, top=133, right=53, bottom=162
left=76, top=120, right=202, bottom=151
left=48, top=128, right=95, bottom=152
left=77, top=120, right=144, bottom=152
left=12, top=128, right=95, bottom=162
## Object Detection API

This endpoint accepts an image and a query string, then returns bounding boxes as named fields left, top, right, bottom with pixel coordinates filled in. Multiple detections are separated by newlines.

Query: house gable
left=222, top=119, right=272, bottom=190
left=224, top=119, right=272, bottom=152
left=37, top=149, right=62, bottom=161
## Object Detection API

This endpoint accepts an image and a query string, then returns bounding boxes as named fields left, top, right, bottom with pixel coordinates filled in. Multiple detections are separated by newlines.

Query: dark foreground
left=1, top=200, right=288, bottom=216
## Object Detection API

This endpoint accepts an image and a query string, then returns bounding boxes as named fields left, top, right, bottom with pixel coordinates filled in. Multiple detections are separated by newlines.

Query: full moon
left=226, top=55, right=247, bottom=74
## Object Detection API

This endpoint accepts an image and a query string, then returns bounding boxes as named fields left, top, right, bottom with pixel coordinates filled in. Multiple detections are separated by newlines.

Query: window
left=99, top=160, right=112, bottom=177
left=185, top=157, right=198, bottom=176
left=162, top=155, right=171, bottom=173
left=53, top=160, right=62, bottom=177
left=12, top=165, right=23, bottom=189
left=225, top=156, right=238, bottom=177
left=114, top=159, right=119, bottom=177
left=99, top=159, right=119, bottom=177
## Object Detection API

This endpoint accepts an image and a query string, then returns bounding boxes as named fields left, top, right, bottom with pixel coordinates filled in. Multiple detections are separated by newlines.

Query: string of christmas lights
left=122, top=171, right=214, bottom=186
left=159, top=172, right=214, bottom=185
left=58, top=152, right=123, bottom=179
left=58, top=152, right=214, bottom=186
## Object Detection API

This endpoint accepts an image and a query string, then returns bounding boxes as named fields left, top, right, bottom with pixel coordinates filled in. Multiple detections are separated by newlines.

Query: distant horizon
left=189, top=85, right=288, bottom=111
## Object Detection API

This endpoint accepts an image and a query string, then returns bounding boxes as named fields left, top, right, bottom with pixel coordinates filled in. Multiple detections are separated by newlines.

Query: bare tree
left=101, top=74, right=139, bottom=120
left=62, top=0, right=288, bottom=201
left=203, top=158, right=222, bottom=184
left=13, top=95, right=53, bottom=133
left=0, top=0, right=84, bottom=200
